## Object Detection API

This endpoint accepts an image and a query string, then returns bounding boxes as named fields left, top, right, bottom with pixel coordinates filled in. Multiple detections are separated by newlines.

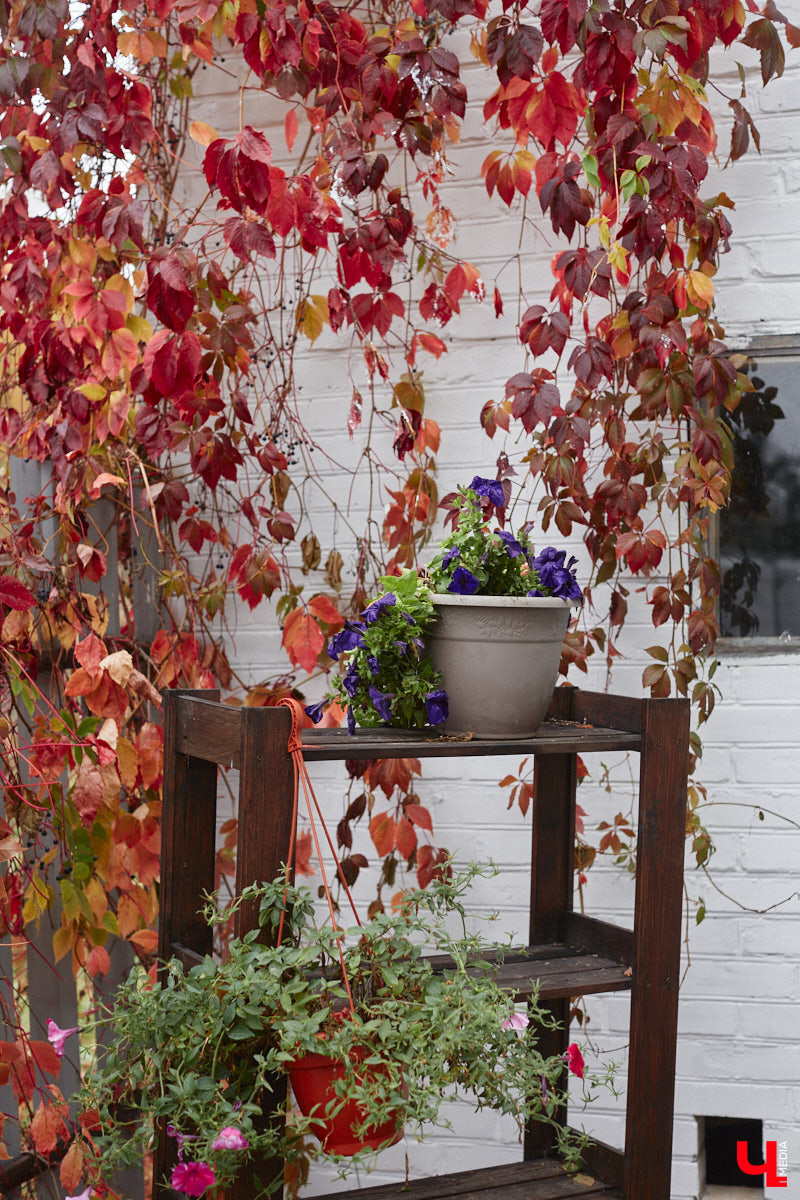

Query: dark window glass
left=719, top=356, right=800, bottom=639
left=703, top=1116, right=763, bottom=1190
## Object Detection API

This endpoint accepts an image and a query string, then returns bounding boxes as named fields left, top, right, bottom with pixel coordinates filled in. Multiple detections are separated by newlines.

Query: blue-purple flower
left=442, top=545, right=461, bottom=568
left=425, top=688, right=449, bottom=725
left=304, top=701, right=325, bottom=724
left=327, top=620, right=366, bottom=660
left=468, top=476, right=506, bottom=507
left=347, top=706, right=356, bottom=735
left=343, top=662, right=361, bottom=698
left=393, top=640, right=408, bottom=655
left=448, top=566, right=480, bottom=595
left=361, top=593, right=396, bottom=624
left=367, top=655, right=381, bottom=676
left=529, top=549, right=582, bottom=601
left=368, top=685, right=393, bottom=722
left=496, top=530, right=523, bottom=558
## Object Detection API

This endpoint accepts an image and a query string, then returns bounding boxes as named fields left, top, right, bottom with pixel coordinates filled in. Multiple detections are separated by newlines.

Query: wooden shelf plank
left=309, top=1159, right=621, bottom=1200
left=426, top=944, right=633, bottom=1001
left=300, top=722, right=641, bottom=762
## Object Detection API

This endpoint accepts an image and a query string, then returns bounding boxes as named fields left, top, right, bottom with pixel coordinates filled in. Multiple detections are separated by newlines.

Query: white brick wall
left=194, top=10, right=800, bottom=1195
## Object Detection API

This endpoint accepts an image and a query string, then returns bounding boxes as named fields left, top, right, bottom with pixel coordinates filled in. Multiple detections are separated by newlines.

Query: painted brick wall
left=192, top=10, right=800, bottom=1195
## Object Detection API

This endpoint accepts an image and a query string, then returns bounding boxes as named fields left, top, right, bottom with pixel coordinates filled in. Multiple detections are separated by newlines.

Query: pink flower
left=211, top=1126, right=249, bottom=1150
left=65, top=1190, right=93, bottom=1200
left=170, top=1161, right=216, bottom=1196
left=502, top=1011, right=530, bottom=1031
left=46, top=1019, right=79, bottom=1057
left=566, top=1042, right=585, bottom=1079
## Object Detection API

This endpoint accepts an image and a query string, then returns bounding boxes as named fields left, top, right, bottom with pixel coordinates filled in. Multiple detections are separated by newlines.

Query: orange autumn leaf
left=369, top=811, right=396, bottom=857
left=281, top=608, right=325, bottom=674
left=30, top=1097, right=69, bottom=1156
left=60, top=1139, right=85, bottom=1192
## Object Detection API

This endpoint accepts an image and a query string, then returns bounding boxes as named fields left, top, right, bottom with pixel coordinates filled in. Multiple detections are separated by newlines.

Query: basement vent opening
left=702, top=1116, right=764, bottom=1192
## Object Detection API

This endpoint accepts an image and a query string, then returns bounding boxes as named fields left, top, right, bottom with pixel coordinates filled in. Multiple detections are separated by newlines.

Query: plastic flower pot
left=428, top=594, right=575, bottom=738
left=288, top=1048, right=403, bottom=1156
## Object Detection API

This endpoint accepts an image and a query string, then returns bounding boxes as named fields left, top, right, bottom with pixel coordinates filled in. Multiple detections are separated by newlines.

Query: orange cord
left=276, top=698, right=362, bottom=1011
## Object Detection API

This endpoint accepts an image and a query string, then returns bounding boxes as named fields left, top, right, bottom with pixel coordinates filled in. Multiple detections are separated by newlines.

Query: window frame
left=714, top=333, right=800, bottom=656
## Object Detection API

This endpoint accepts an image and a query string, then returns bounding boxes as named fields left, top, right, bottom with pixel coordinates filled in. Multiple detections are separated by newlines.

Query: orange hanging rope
left=276, top=698, right=363, bottom=1011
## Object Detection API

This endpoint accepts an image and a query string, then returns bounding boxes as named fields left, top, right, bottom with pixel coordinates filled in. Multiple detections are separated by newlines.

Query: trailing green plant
left=70, top=866, right=608, bottom=1197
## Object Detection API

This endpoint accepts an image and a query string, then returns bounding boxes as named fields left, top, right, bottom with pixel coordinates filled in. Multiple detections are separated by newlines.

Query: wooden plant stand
left=155, top=687, right=689, bottom=1200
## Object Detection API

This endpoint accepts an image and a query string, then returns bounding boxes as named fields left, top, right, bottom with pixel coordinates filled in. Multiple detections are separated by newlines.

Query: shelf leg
left=624, top=699, right=689, bottom=1200
left=154, top=689, right=220, bottom=1198
left=525, top=753, right=576, bottom=1161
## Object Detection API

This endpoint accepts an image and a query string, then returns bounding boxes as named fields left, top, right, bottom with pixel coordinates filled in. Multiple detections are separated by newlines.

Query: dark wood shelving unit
left=156, top=686, right=689, bottom=1200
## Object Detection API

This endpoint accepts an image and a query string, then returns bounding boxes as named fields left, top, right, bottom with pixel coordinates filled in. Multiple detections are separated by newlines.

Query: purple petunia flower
left=347, top=706, right=356, bottom=735
left=425, top=688, right=449, bottom=725
left=402, top=611, right=416, bottom=625
left=448, top=566, right=480, bottom=595
left=468, top=476, right=506, bottom=507
left=327, top=621, right=366, bottom=660
left=304, top=701, right=325, bottom=724
left=369, top=685, right=393, bottom=722
left=442, top=545, right=460, bottom=568
left=393, top=641, right=408, bottom=655
left=361, top=593, right=396, bottom=624
left=528, top=549, right=582, bottom=601
left=496, top=530, right=523, bottom=558
left=343, top=662, right=361, bottom=698
left=367, top=655, right=381, bottom=676
left=170, top=1161, right=216, bottom=1196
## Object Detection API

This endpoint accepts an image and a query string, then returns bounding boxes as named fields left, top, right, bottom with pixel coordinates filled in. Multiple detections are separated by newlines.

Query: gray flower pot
left=428, top=594, right=574, bottom=738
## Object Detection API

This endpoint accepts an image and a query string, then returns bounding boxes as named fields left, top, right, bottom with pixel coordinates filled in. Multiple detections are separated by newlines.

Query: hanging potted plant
left=67, top=866, right=607, bottom=1198
left=310, top=477, right=582, bottom=738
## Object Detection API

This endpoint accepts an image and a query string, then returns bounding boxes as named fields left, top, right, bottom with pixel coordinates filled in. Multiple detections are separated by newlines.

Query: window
left=701, top=1116, right=763, bottom=1193
left=719, top=339, right=800, bottom=643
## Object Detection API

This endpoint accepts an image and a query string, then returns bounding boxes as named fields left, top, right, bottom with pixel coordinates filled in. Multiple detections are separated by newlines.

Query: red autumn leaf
left=75, top=543, right=107, bottom=583
left=395, top=816, right=417, bottom=860
left=285, top=108, right=298, bottom=151
left=60, top=1140, right=85, bottom=1193
left=74, top=632, right=107, bottom=677
left=146, top=252, right=194, bottom=331
left=307, top=594, right=343, bottom=629
left=73, top=759, right=105, bottom=824
left=27, top=1039, right=61, bottom=1079
left=281, top=608, right=325, bottom=674
left=30, top=1098, right=69, bottom=1156
left=369, top=811, right=396, bottom=857
left=86, top=945, right=111, bottom=976
left=0, top=575, right=35, bottom=610
left=404, top=803, right=433, bottom=832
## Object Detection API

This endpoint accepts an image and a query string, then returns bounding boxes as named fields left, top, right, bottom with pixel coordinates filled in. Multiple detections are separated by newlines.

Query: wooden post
left=230, top=705, right=296, bottom=1200
left=524, top=749, right=577, bottom=1160
left=153, top=689, right=220, bottom=1198
left=623, top=697, right=689, bottom=1200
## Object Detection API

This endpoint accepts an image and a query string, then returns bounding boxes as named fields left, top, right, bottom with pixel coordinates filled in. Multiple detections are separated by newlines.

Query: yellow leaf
left=126, top=313, right=154, bottom=342
left=116, top=736, right=138, bottom=790
left=23, top=881, right=54, bottom=925
left=52, top=923, right=77, bottom=963
left=189, top=120, right=220, bottom=147
left=78, top=382, right=107, bottom=402
left=687, top=270, right=714, bottom=310
left=296, top=294, right=329, bottom=344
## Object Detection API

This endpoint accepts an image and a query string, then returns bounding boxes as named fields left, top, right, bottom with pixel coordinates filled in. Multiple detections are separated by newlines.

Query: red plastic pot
left=288, top=1048, right=403, bottom=1156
